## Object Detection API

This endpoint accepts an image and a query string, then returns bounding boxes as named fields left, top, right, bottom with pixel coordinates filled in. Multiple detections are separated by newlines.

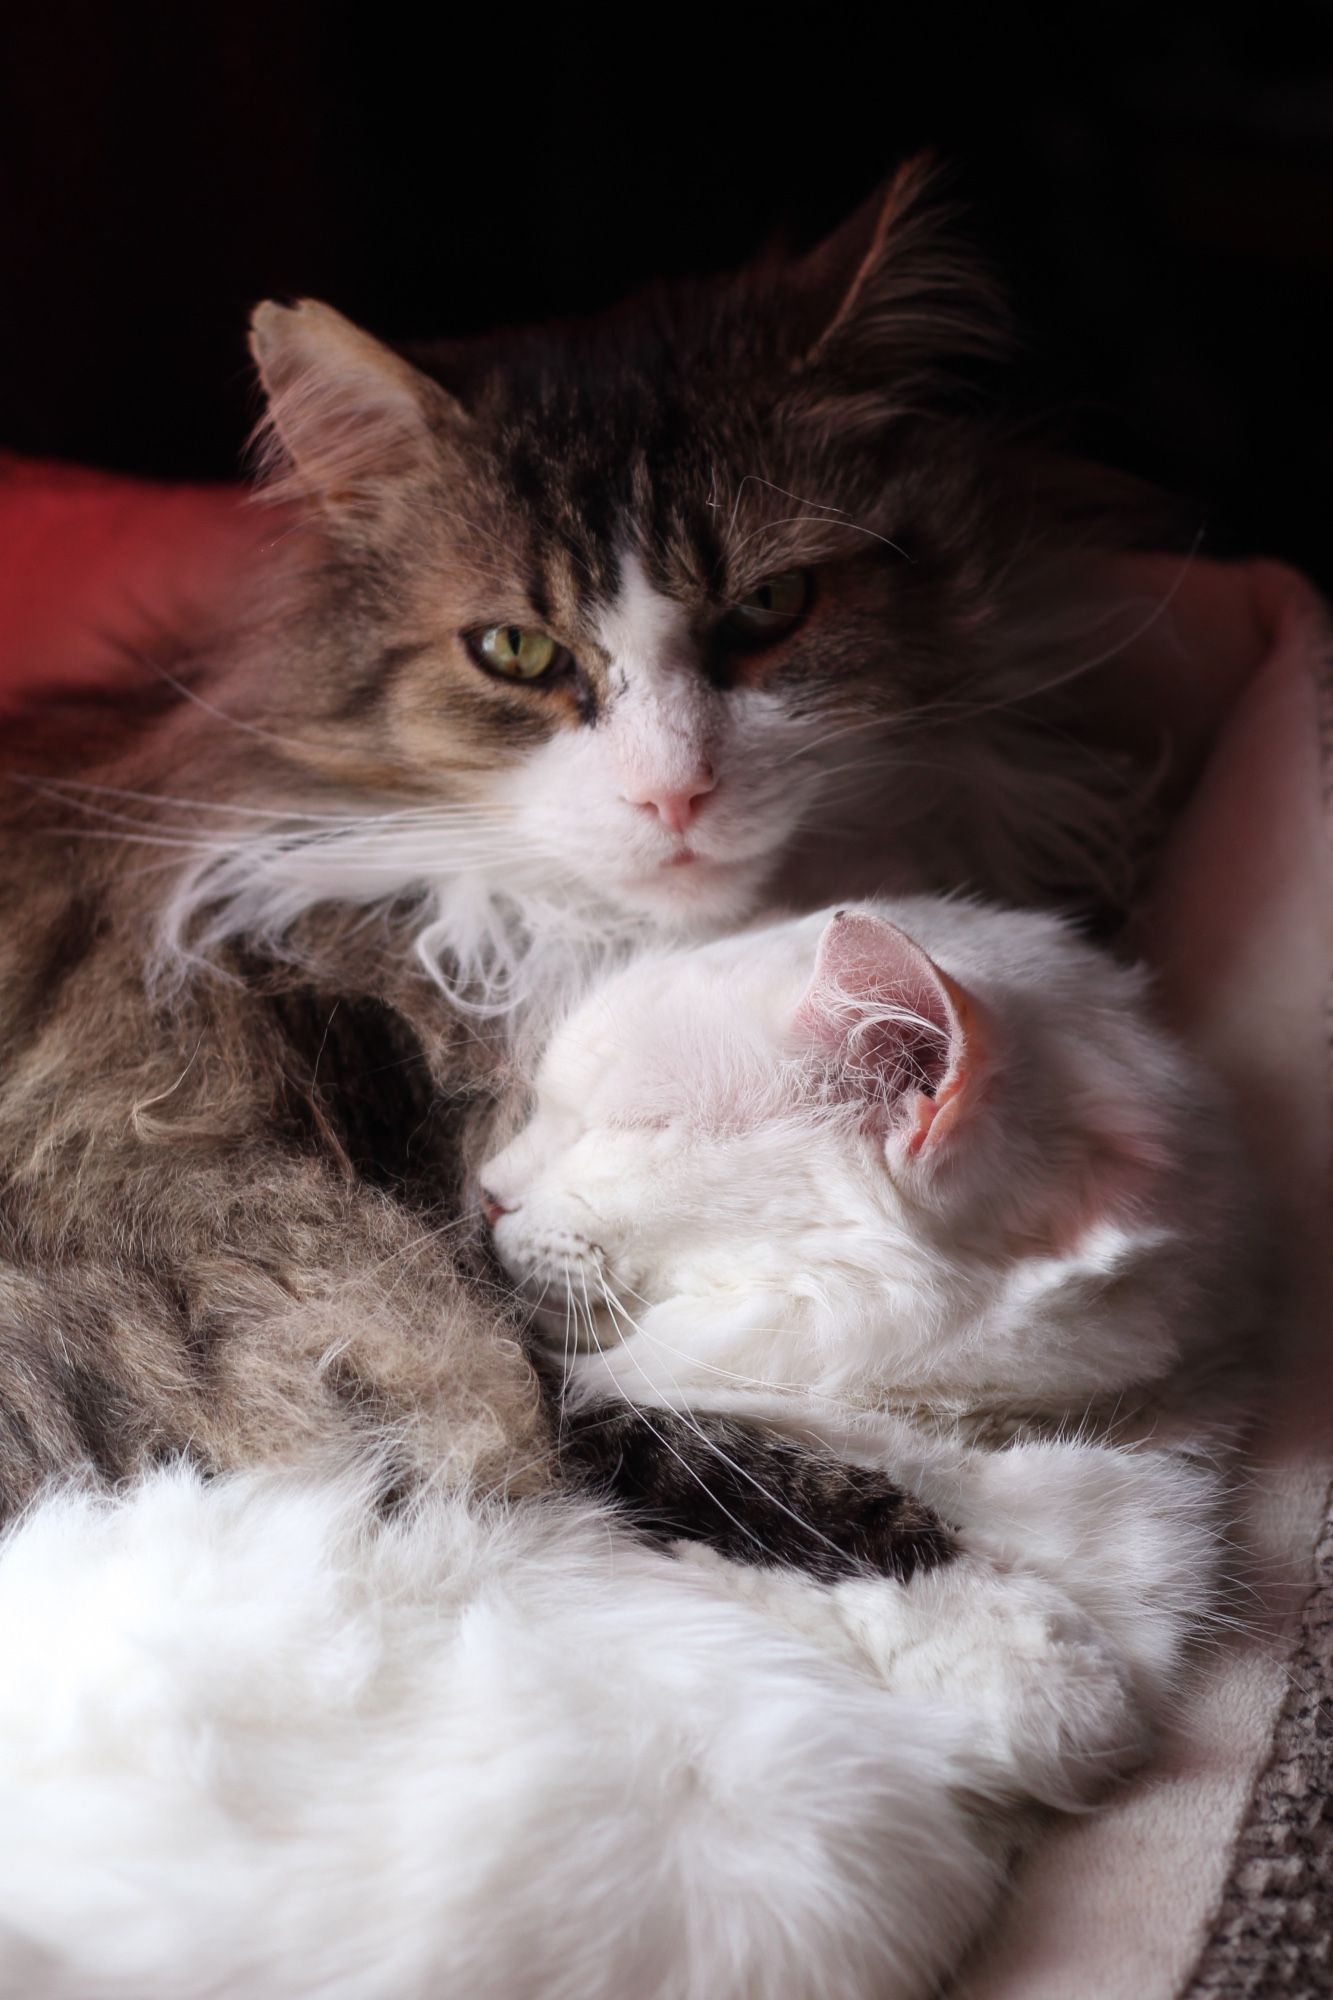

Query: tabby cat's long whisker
left=878, top=538, right=1203, bottom=738
left=27, top=777, right=523, bottom=827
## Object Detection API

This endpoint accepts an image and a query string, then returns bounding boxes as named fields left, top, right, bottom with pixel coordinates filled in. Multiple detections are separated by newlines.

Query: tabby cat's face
left=248, top=163, right=1016, bottom=929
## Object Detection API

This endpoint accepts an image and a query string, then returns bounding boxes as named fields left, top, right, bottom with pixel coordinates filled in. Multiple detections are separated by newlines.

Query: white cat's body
left=475, top=894, right=1253, bottom=1992
left=0, top=1459, right=1162, bottom=2000
left=0, top=1438, right=1218, bottom=2000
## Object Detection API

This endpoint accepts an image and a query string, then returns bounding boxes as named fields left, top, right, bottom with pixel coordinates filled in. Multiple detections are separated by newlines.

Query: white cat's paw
left=833, top=1556, right=1149, bottom=1811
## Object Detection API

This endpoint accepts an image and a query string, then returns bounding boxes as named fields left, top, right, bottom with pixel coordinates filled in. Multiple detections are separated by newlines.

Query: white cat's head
left=480, top=899, right=1215, bottom=1405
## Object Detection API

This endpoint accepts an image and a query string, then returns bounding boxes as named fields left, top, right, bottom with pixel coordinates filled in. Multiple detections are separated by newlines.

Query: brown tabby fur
left=0, top=162, right=1166, bottom=1530
left=0, top=738, right=546, bottom=1508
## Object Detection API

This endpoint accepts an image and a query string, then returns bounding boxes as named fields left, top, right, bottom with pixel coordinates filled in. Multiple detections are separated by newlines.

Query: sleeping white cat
left=481, top=895, right=1252, bottom=1769
left=483, top=896, right=1248, bottom=1418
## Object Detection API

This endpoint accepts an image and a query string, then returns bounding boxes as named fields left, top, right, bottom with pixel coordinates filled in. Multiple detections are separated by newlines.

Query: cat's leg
left=946, top=1438, right=1225, bottom=1711
left=665, top=1391, right=1224, bottom=1713
left=772, top=1412, right=1225, bottom=1710
left=833, top=1553, right=1149, bottom=1809
left=678, top=1542, right=1147, bottom=1813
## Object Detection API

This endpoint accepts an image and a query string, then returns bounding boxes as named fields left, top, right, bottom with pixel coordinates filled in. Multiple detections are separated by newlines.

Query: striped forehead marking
left=594, top=551, right=695, bottom=698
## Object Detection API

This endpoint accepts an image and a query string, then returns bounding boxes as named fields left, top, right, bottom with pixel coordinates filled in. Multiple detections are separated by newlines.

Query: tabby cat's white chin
left=606, top=852, right=776, bottom=926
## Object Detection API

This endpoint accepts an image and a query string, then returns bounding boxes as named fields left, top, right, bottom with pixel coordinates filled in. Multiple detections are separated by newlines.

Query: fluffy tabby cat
left=1, top=160, right=1156, bottom=1541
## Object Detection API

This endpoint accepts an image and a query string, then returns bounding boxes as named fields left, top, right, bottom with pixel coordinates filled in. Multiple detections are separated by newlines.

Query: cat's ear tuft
left=790, top=155, right=1009, bottom=392
left=248, top=299, right=461, bottom=518
left=797, top=910, right=984, bottom=1160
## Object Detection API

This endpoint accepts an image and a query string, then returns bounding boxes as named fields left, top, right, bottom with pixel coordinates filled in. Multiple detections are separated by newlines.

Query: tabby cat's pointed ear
left=249, top=299, right=462, bottom=516
left=791, top=156, right=1008, bottom=386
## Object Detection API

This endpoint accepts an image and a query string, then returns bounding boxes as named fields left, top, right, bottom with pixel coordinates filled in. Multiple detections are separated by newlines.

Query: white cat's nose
left=479, top=1188, right=512, bottom=1228
left=623, top=767, right=716, bottom=835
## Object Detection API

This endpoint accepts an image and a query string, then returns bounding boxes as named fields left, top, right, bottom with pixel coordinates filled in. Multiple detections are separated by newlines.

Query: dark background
left=3, top=4, right=1332, bottom=585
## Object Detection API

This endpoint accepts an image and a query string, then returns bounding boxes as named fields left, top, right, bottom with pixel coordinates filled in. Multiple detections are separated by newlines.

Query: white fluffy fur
left=0, top=1460, right=1140, bottom=2000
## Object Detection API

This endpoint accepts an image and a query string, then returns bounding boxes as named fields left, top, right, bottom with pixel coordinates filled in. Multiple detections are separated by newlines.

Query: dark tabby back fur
left=0, top=159, right=1156, bottom=1566
left=561, top=1404, right=954, bottom=1583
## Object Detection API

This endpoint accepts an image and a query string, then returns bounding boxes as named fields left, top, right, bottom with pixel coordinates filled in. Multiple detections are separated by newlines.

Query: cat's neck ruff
left=147, top=802, right=701, bottom=1027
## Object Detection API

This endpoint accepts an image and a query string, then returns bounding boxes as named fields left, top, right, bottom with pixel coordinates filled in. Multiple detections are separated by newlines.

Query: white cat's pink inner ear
left=796, top=911, right=978, bottom=1139
left=901, top=964, right=985, bottom=1158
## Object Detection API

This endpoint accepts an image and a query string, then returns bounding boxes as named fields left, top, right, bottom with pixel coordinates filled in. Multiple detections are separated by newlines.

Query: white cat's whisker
left=561, top=1278, right=575, bottom=1445
left=573, top=1274, right=726, bottom=1493
left=594, top=1278, right=854, bottom=1567
left=602, top=1279, right=851, bottom=1404
left=577, top=1295, right=771, bottom=1563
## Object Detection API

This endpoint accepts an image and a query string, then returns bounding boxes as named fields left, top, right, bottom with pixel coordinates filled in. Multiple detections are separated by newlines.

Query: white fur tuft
left=0, top=1462, right=1017, bottom=2000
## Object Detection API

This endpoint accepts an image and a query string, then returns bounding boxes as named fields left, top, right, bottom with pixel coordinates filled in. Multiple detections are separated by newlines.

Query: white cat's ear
left=797, top=910, right=985, bottom=1161
left=792, top=155, right=1007, bottom=384
left=249, top=299, right=461, bottom=516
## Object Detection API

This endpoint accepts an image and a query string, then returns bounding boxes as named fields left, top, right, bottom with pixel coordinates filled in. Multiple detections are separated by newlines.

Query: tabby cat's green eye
left=720, top=569, right=812, bottom=646
left=469, top=625, right=563, bottom=682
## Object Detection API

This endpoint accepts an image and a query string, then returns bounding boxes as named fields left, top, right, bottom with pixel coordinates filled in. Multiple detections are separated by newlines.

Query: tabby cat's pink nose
left=625, top=769, right=716, bottom=835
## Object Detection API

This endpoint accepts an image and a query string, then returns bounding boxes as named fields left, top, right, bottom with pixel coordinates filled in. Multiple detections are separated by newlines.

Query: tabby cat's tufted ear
left=796, top=910, right=986, bottom=1161
left=249, top=299, right=463, bottom=517
left=791, top=156, right=1008, bottom=390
